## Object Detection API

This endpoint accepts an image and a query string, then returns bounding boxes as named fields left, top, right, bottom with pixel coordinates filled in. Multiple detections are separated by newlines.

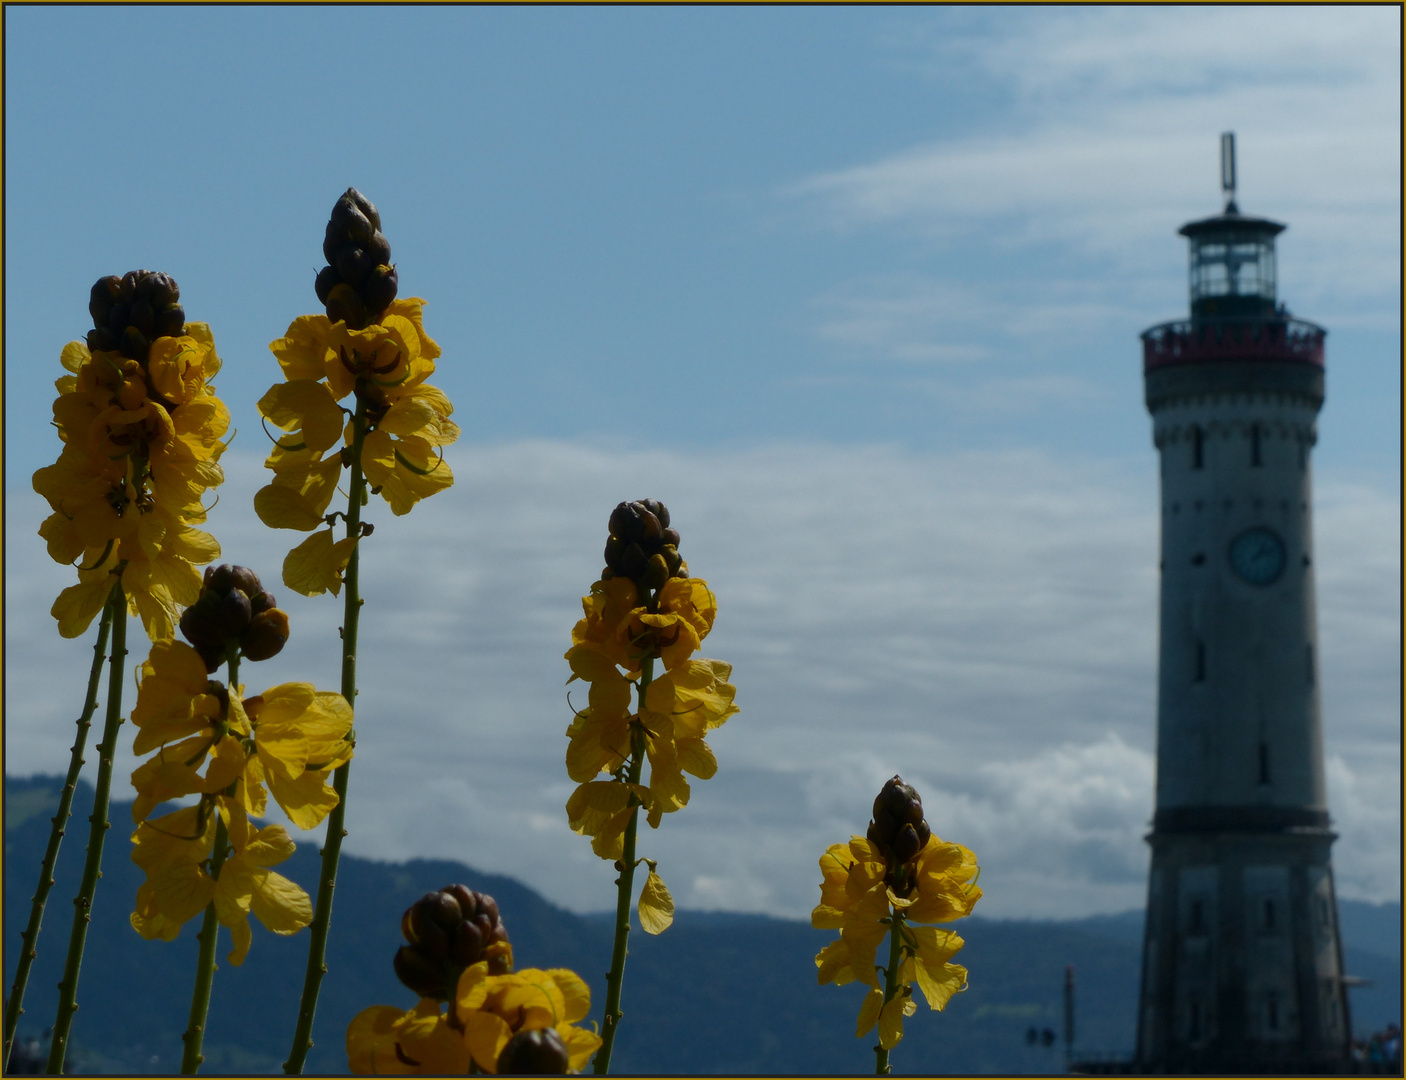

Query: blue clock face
left=1228, top=527, right=1286, bottom=585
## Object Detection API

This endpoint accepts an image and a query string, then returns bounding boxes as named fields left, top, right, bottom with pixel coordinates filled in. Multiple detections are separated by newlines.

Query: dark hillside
left=5, top=775, right=1397, bottom=1073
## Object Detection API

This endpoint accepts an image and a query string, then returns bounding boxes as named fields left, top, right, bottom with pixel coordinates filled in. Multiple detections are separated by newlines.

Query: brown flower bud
left=365, top=230, right=391, bottom=266
left=637, top=507, right=663, bottom=545
left=89, top=276, right=121, bottom=327
left=394, top=886, right=511, bottom=1000
left=330, top=192, right=375, bottom=246
left=643, top=553, right=669, bottom=590
left=119, top=326, right=149, bottom=362
left=620, top=542, right=647, bottom=579
left=334, top=245, right=373, bottom=288
left=867, top=775, right=932, bottom=869
left=497, top=1028, right=570, bottom=1074
left=325, top=282, right=369, bottom=330
left=314, top=265, right=340, bottom=305
left=345, top=187, right=382, bottom=232
left=145, top=272, right=180, bottom=309
left=86, top=328, right=116, bottom=354
left=154, top=303, right=186, bottom=339
left=359, top=263, right=398, bottom=315
left=639, top=498, right=670, bottom=528
left=609, top=501, right=640, bottom=542
left=240, top=608, right=290, bottom=662
left=179, top=593, right=225, bottom=651
left=213, top=588, right=252, bottom=639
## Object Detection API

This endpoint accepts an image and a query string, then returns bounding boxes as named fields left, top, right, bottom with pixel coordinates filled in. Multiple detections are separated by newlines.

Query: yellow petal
left=254, top=483, right=329, bottom=531
left=546, top=968, right=593, bottom=1024
left=878, top=994, right=909, bottom=1050
left=676, top=737, right=717, bottom=779
left=248, top=867, right=313, bottom=934
left=257, top=380, right=345, bottom=452
left=227, top=916, right=253, bottom=966
left=460, top=1010, right=512, bottom=1073
left=638, top=870, right=674, bottom=935
left=559, top=1023, right=603, bottom=1073
left=856, top=986, right=884, bottom=1038
left=265, top=763, right=340, bottom=830
left=282, top=529, right=357, bottom=597
left=346, top=1005, right=417, bottom=1075
left=269, top=315, right=333, bottom=382
left=815, top=938, right=854, bottom=985
left=52, top=576, right=117, bottom=638
left=913, top=957, right=968, bottom=1012
left=60, top=340, right=90, bottom=373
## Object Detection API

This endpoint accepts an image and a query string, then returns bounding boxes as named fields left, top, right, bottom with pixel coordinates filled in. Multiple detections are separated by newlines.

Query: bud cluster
left=394, top=885, right=512, bottom=1001
left=601, top=499, right=686, bottom=593
left=867, top=775, right=932, bottom=888
left=85, top=270, right=186, bottom=362
left=313, top=187, right=398, bottom=331
left=179, top=564, right=289, bottom=673
left=497, top=1027, right=570, bottom=1074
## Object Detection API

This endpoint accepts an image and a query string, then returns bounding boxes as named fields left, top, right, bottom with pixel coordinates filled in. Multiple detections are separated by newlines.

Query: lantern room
left=1179, top=211, right=1284, bottom=320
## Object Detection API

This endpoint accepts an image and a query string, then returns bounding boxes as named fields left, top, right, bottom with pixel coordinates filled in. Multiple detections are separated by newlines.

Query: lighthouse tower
left=1134, top=135, right=1350, bottom=1073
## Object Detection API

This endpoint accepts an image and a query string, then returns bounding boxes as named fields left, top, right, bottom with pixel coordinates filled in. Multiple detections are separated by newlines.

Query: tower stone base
left=1136, top=820, right=1352, bottom=1074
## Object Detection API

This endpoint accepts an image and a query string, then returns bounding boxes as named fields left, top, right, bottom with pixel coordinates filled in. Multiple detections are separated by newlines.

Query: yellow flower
left=212, top=806, right=314, bottom=965
left=456, top=964, right=601, bottom=1074
left=256, top=298, right=457, bottom=594
left=562, top=648, right=736, bottom=849
left=34, top=326, right=228, bottom=640
left=240, top=683, right=354, bottom=829
left=346, top=965, right=601, bottom=1076
left=130, top=800, right=312, bottom=965
left=346, top=999, right=469, bottom=1075
left=570, top=575, right=718, bottom=674
left=129, top=643, right=352, bottom=829
left=812, top=833, right=980, bottom=1048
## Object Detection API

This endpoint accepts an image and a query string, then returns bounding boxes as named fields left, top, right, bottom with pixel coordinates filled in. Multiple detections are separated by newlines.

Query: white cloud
left=5, top=439, right=1396, bottom=919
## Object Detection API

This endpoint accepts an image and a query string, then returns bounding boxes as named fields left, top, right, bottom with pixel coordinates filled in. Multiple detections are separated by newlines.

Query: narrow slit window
left=1195, top=639, right=1206, bottom=683
left=1189, top=899, right=1205, bottom=934
left=1258, top=741, right=1270, bottom=785
left=1250, top=423, right=1262, bottom=467
left=1267, top=993, right=1279, bottom=1031
left=1191, top=425, right=1204, bottom=470
left=1189, top=997, right=1202, bottom=1040
left=1264, top=898, right=1276, bottom=930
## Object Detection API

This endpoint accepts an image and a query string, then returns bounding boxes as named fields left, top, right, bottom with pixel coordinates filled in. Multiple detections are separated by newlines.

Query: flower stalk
left=875, top=912, right=907, bottom=1075
left=179, top=812, right=231, bottom=1074
left=592, top=660, right=653, bottom=1076
left=47, top=576, right=128, bottom=1074
left=3, top=597, right=114, bottom=1066
left=178, top=650, right=240, bottom=1075
left=283, top=397, right=368, bottom=1075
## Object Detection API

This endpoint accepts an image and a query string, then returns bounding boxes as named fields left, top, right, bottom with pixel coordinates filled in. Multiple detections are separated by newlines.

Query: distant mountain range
left=5, top=774, right=1399, bottom=1074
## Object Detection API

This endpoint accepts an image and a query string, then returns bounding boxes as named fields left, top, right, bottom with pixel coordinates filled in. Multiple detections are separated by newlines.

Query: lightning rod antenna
left=1221, top=131, right=1237, bottom=213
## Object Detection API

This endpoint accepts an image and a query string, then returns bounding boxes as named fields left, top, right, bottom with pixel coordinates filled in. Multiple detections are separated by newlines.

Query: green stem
left=591, top=655, right=655, bottom=1076
left=4, top=596, right=114, bottom=1067
left=179, top=813, right=230, bottom=1074
left=179, top=650, right=240, bottom=1075
left=47, top=578, right=128, bottom=1074
left=284, top=398, right=369, bottom=1074
left=874, top=909, right=906, bottom=1076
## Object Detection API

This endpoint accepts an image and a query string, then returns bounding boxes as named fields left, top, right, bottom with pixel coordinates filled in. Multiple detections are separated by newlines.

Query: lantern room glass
left=1189, top=233, right=1276, bottom=305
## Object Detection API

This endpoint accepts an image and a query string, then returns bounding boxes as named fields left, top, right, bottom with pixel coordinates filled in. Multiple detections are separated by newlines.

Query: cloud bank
left=6, top=440, right=1397, bottom=918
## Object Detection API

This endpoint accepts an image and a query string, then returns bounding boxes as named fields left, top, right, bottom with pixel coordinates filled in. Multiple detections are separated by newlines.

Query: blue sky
left=5, top=6, right=1400, bottom=921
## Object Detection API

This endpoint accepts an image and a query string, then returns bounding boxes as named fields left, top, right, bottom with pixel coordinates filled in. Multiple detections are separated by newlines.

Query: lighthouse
left=1134, top=134, right=1351, bottom=1073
